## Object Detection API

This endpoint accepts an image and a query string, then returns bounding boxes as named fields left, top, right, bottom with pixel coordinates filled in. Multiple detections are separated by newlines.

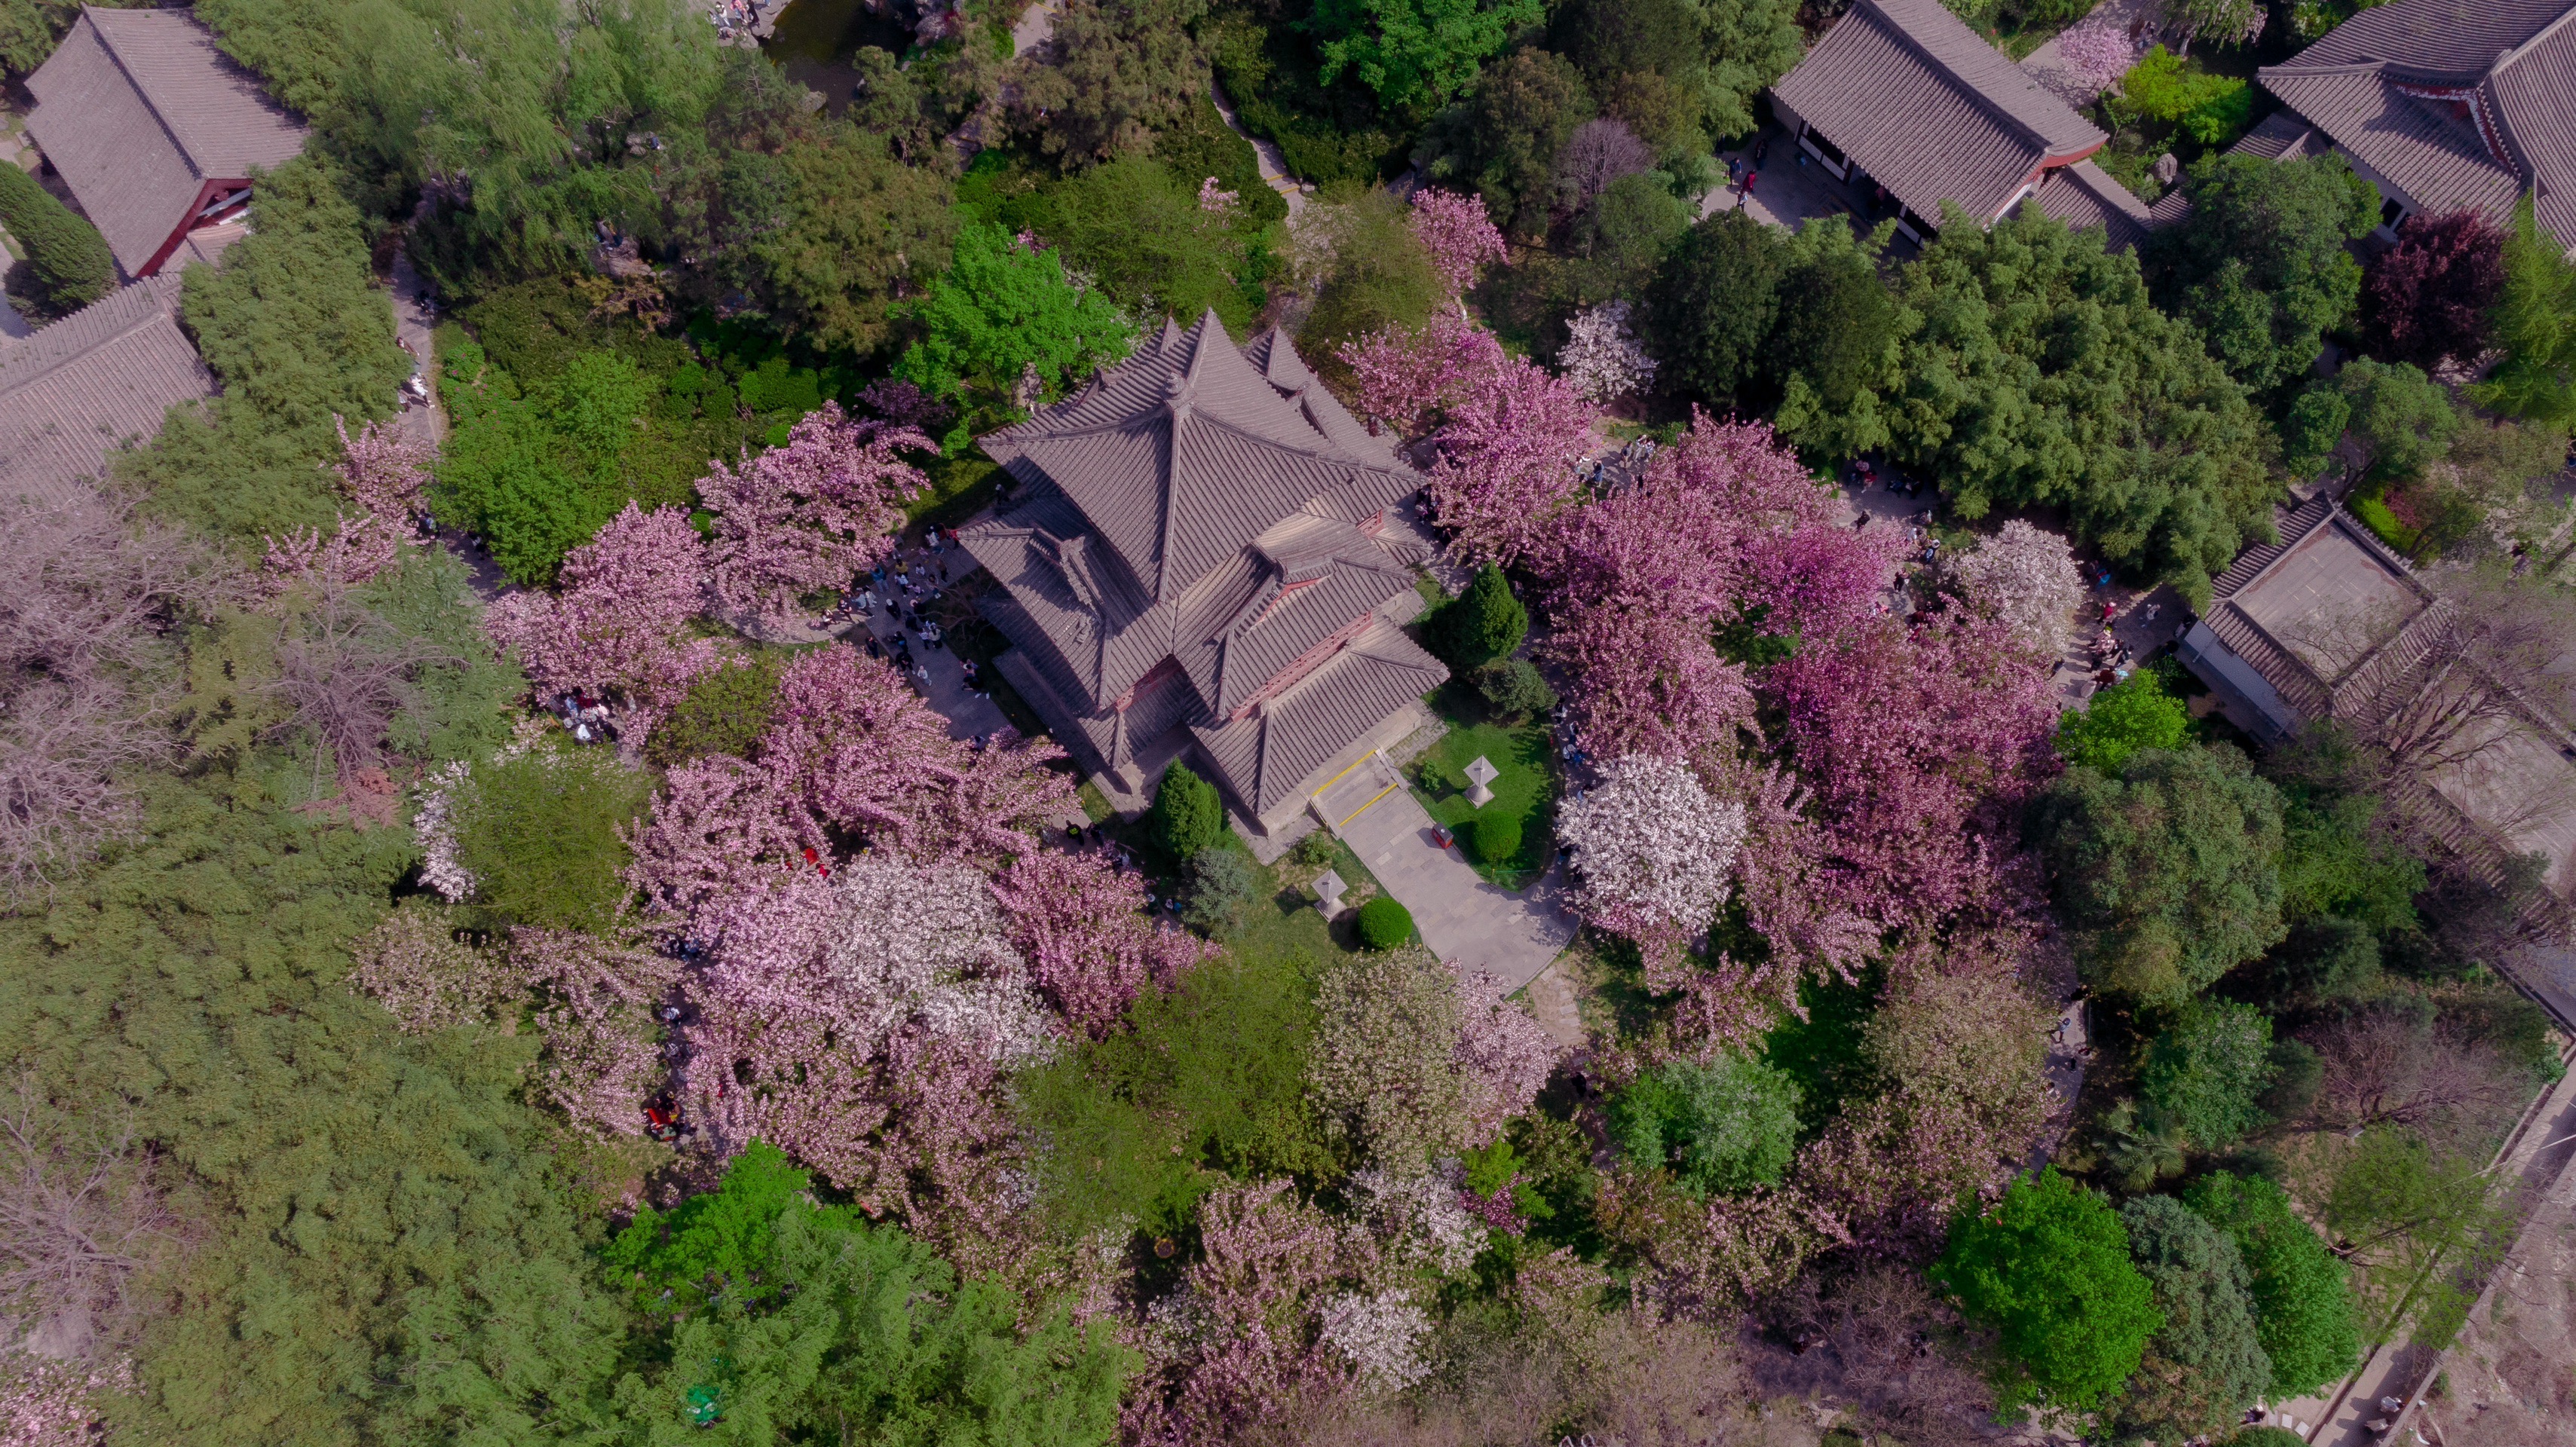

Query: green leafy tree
left=715, top=125, right=958, bottom=354
left=123, top=157, right=412, bottom=544
left=2114, top=1195, right=2272, bottom=1442
left=1931, top=1167, right=2163, bottom=1412
left=1041, top=158, right=1271, bottom=332
left=1696, top=0, right=1805, bottom=141
left=0, top=0, right=153, bottom=76
left=1300, top=186, right=1448, bottom=373
left=2184, top=1171, right=2360, bottom=1398
left=1769, top=216, right=1901, bottom=457
left=895, top=223, right=1137, bottom=413
left=1016, top=951, right=1334, bottom=1237
left=2250, top=918, right=2382, bottom=1005
left=648, top=652, right=786, bottom=766
left=1566, top=170, right=1693, bottom=300
left=1608, top=1055, right=1803, bottom=1196
left=1311, top=0, right=1544, bottom=111
left=2472, top=194, right=2576, bottom=427
left=1414, top=47, right=1594, bottom=238
left=1433, top=564, right=1529, bottom=668
left=1890, top=208, right=2275, bottom=603
left=1475, top=657, right=1557, bottom=720
left=2118, top=47, right=2254, bottom=146
left=2280, top=383, right=2353, bottom=480
left=2265, top=726, right=2424, bottom=932
left=2140, top=999, right=2277, bottom=1150
left=447, top=747, right=653, bottom=933
left=2337, top=357, right=2460, bottom=481
left=1468, top=812, right=1523, bottom=864
left=2325, top=1127, right=2505, bottom=1336
left=600, top=1144, right=1135, bottom=1444
left=2026, top=745, right=2287, bottom=1005
left=0, top=156, right=112, bottom=314
left=1643, top=208, right=1787, bottom=405
left=2056, top=668, right=2190, bottom=775
left=1015, top=0, right=1211, bottom=164
left=1148, top=760, right=1227, bottom=860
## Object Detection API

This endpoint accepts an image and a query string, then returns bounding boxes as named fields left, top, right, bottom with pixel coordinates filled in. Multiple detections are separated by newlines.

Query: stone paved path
left=1327, top=760, right=1577, bottom=992
left=1209, top=81, right=1305, bottom=217
left=1522, top=959, right=1586, bottom=1048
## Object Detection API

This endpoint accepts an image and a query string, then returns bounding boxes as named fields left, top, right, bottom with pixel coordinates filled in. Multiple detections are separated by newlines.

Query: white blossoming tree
left=1317, top=1288, right=1435, bottom=1391
left=1947, top=519, right=2084, bottom=660
left=1558, top=301, right=1657, bottom=403
left=1555, top=755, right=1747, bottom=950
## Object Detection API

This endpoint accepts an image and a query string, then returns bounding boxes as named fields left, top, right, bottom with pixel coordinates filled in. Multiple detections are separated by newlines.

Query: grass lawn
left=1071, top=793, right=1389, bottom=965
left=1407, top=684, right=1561, bottom=889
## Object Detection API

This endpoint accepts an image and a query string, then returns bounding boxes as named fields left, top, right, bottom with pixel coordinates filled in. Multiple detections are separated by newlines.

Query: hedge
left=0, top=162, right=113, bottom=314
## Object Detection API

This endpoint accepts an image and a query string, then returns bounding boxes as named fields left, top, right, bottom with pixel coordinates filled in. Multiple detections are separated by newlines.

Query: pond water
left=762, top=0, right=915, bottom=115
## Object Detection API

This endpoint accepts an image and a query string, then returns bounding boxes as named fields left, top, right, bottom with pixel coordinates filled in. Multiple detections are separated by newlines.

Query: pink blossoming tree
left=989, top=849, right=1214, bottom=1037
left=1407, top=188, right=1506, bottom=299
left=700, top=402, right=930, bottom=624
left=1335, top=310, right=1505, bottom=441
left=483, top=502, right=720, bottom=724
left=1423, top=354, right=1600, bottom=571
left=760, top=645, right=1074, bottom=864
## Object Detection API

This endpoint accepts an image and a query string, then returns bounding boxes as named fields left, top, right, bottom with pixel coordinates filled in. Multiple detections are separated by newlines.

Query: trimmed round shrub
left=1469, top=812, right=1523, bottom=864
left=1354, top=895, right=1414, bottom=950
left=0, top=163, right=114, bottom=314
left=1433, top=565, right=1529, bottom=669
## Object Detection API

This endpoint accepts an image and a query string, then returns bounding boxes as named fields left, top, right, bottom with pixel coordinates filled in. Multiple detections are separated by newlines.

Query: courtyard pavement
left=1316, top=752, right=1578, bottom=993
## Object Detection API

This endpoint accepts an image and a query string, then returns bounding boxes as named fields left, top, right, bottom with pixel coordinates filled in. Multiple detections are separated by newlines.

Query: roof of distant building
left=26, top=7, right=308, bottom=276
left=0, top=275, right=212, bottom=507
left=1772, top=0, right=2108, bottom=225
left=2259, top=0, right=2576, bottom=249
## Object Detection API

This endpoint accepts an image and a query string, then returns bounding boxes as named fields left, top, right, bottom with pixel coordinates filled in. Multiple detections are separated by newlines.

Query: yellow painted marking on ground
left=1337, top=780, right=1401, bottom=828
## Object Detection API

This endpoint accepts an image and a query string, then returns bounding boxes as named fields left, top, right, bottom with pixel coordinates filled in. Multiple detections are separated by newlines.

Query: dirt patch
left=2421, top=1170, right=2576, bottom=1447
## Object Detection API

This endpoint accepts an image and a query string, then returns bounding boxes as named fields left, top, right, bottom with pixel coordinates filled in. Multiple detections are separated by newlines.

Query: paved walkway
left=389, top=246, right=444, bottom=448
left=1318, top=753, right=1578, bottom=991
left=1009, top=0, right=1057, bottom=56
left=1209, top=81, right=1306, bottom=217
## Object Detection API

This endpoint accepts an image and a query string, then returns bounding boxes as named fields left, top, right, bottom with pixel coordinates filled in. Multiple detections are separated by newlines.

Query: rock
left=2152, top=152, right=2179, bottom=186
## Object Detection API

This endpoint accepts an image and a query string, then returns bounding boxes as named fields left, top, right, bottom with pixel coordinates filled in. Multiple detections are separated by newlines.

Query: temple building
left=961, top=312, right=1447, bottom=837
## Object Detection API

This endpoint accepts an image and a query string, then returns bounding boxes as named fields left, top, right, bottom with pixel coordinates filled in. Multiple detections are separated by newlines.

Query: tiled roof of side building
left=1772, top=0, right=2105, bottom=225
left=2026, top=159, right=2155, bottom=252
left=0, top=276, right=211, bottom=508
left=25, top=8, right=307, bottom=275
left=2259, top=0, right=2576, bottom=249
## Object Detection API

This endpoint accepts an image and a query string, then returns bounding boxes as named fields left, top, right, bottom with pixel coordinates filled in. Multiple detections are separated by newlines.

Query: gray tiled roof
left=1190, top=618, right=1447, bottom=818
left=26, top=8, right=308, bottom=276
left=982, top=311, right=1422, bottom=607
left=1772, top=0, right=2106, bottom=225
left=2259, top=0, right=2576, bottom=249
left=2026, top=159, right=2155, bottom=252
left=966, top=314, right=1444, bottom=813
left=0, top=275, right=210, bottom=507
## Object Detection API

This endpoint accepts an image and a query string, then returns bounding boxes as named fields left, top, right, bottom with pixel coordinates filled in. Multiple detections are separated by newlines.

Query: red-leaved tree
left=2360, top=210, right=2508, bottom=371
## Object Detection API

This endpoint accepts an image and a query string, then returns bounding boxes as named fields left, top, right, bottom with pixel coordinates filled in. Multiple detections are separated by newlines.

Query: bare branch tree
left=263, top=565, right=460, bottom=795
left=0, top=490, right=234, bottom=901
left=2311, top=1010, right=2525, bottom=1135
left=0, top=1081, right=178, bottom=1364
left=1554, top=119, right=1654, bottom=213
